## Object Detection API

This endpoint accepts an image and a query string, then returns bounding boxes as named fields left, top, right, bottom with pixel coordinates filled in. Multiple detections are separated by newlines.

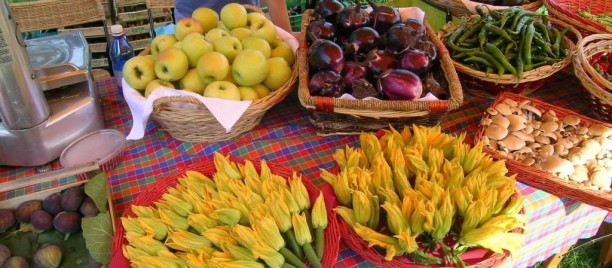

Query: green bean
left=486, top=24, right=516, bottom=44
left=490, top=36, right=506, bottom=47
left=533, top=36, right=555, bottom=57
left=551, top=27, right=561, bottom=57
left=510, top=9, right=528, bottom=30
left=472, top=51, right=505, bottom=76
left=478, top=25, right=487, bottom=50
left=457, top=20, right=486, bottom=45
left=465, top=56, right=493, bottom=67
left=523, top=24, right=536, bottom=68
left=533, top=21, right=551, bottom=43
left=475, top=5, right=486, bottom=17
left=508, top=16, right=533, bottom=36
left=485, top=43, right=516, bottom=75
left=447, top=25, right=478, bottom=52
left=452, top=51, right=470, bottom=59
left=504, top=42, right=515, bottom=55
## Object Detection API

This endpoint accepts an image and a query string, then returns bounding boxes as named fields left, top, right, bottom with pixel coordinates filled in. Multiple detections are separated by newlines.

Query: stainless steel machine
left=0, top=0, right=105, bottom=167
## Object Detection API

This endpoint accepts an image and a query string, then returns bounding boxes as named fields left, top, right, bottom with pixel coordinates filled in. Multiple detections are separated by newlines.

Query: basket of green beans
left=439, top=6, right=582, bottom=96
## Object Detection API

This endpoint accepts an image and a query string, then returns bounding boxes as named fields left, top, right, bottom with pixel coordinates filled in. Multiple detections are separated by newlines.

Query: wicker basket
left=132, top=4, right=298, bottom=143
left=111, top=156, right=341, bottom=267
left=545, top=0, right=612, bottom=37
left=427, top=0, right=543, bottom=18
left=474, top=92, right=612, bottom=211
left=573, top=34, right=612, bottom=122
left=440, top=18, right=582, bottom=97
left=298, top=9, right=463, bottom=135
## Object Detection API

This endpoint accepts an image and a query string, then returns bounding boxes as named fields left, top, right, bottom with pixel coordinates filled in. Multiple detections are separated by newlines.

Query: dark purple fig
left=350, top=79, right=380, bottom=99
left=335, top=2, right=370, bottom=36
left=385, top=23, right=419, bottom=55
left=0, top=209, right=15, bottom=232
left=368, top=0, right=401, bottom=34
left=378, top=69, right=423, bottom=100
left=306, top=18, right=336, bottom=44
left=309, top=39, right=345, bottom=73
left=365, top=49, right=396, bottom=75
left=34, top=244, right=62, bottom=268
left=347, top=27, right=380, bottom=55
left=315, top=0, right=344, bottom=23
left=79, top=197, right=99, bottom=218
left=1, top=256, right=27, bottom=268
left=53, top=211, right=81, bottom=234
left=61, top=186, right=85, bottom=212
left=404, top=18, right=426, bottom=37
left=309, top=70, right=344, bottom=97
left=416, top=40, right=438, bottom=62
left=0, top=244, right=10, bottom=267
left=43, top=193, right=63, bottom=215
left=15, top=200, right=42, bottom=223
left=342, top=61, right=367, bottom=85
left=398, top=49, right=431, bottom=76
left=31, top=210, right=54, bottom=231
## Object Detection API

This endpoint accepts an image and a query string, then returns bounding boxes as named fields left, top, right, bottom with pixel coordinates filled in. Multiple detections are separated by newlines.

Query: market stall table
left=0, top=68, right=608, bottom=267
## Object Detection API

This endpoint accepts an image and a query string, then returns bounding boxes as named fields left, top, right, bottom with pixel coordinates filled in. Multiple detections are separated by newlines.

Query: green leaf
left=85, top=172, right=109, bottom=213
left=82, top=212, right=113, bottom=265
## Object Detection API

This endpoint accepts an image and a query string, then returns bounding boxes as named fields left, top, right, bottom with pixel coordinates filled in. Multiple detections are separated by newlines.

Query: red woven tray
left=545, top=0, right=612, bottom=36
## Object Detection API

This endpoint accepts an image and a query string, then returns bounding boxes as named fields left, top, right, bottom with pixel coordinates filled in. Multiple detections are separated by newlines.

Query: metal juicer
left=0, top=0, right=104, bottom=167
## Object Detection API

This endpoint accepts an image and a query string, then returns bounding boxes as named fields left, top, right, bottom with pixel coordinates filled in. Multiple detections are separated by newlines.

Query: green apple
left=150, top=34, right=177, bottom=58
left=252, top=83, right=270, bottom=98
left=155, top=47, right=189, bottom=81
left=264, top=57, right=292, bottom=90
left=246, top=13, right=277, bottom=44
left=181, top=32, right=214, bottom=67
left=213, top=36, right=242, bottom=63
left=145, top=79, right=174, bottom=97
left=204, top=28, right=230, bottom=43
left=191, top=7, right=218, bottom=34
left=232, top=49, right=268, bottom=86
left=238, top=86, right=260, bottom=100
left=230, top=27, right=251, bottom=41
left=123, top=56, right=156, bottom=90
left=174, top=18, right=204, bottom=41
left=204, top=81, right=241, bottom=101
left=180, top=69, right=207, bottom=94
left=270, top=41, right=295, bottom=66
left=241, top=37, right=271, bottom=58
left=196, top=51, right=230, bottom=85
left=172, top=41, right=182, bottom=48
left=220, top=3, right=247, bottom=30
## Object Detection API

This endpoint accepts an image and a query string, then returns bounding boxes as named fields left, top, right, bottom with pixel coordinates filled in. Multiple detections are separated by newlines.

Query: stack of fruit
left=122, top=3, right=296, bottom=101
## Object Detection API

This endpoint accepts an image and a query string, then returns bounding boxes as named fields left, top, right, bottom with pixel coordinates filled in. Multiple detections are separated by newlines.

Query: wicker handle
left=577, top=34, right=612, bottom=91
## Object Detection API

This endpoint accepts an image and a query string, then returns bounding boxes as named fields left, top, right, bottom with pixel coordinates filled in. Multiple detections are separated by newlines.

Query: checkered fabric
left=0, top=68, right=608, bottom=267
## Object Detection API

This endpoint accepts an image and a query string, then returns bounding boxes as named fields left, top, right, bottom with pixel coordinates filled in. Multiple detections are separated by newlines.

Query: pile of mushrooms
left=479, top=98, right=612, bottom=193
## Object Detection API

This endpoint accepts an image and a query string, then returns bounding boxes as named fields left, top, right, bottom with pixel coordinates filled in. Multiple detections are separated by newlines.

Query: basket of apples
left=122, top=4, right=298, bottom=143
left=297, top=1, right=463, bottom=135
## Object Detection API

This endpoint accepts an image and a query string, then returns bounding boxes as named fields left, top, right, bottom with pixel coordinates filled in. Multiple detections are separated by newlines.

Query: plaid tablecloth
left=0, top=67, right=608, bottom=267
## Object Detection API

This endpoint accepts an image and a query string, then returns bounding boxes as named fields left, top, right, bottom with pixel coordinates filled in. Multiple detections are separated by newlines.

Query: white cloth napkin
left=124, top=26, right=299, bottom=140
left=339, top=92, right=438, bottom=101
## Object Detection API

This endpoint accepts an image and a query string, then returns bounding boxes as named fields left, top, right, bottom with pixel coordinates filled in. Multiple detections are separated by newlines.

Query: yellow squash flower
left=253, top=216, right=285, bottom=250
left=311, top=192, right=328, bottom=229
left=166, top=229, right=212, bottom=252
left=291, top=212, right=312, bottom=245
left=289, top=174, right=310, bottom=211
left=251, top=242, right=285, bottom=268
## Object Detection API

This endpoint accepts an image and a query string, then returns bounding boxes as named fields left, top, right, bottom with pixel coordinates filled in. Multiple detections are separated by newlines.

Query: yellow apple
left=252, top=84, right=270, bottom=98
left=172, top=41, right=182, bottom=48
left=238, top=86, right=260, bottom=100
left=174, top=18, right=204, bottom=41
left=145, top=79, right=174, bottom=97
left=204, top=81, right=241, bottom=101
left=181, top=32, right=214, bottom=67
left=196, top=51, right=230, bottom=85
left=247, top=13, right=277, bottom=44
left=232, top=49, right=268, bottom=86
left=230, top=27, right=251, bottom=41
left=217, top=20, right=229, bottom=31
left=180, top=69, right=207, bottom=94
left=191, top=7, right=218, bottom=33
left=220, top=3, right=247, bottom=30
left=270, top=41, right=295, bottom=66
left=123, top=56, right=156, bottom=90
left=270, top=36, right=284, bottom=49
left=223, top=65, right=235, bottom=84
left=213, top=36, right=242, bottom=63
left=155, top=47, right=189, bottom=81
left=145, top=54, right=156, bottom=61
left=264, top=57, right=292, bottom=90
left=150, top=34, right=177, bottom=58
left=241, top=37, right=271, bottom=58
left=204, top=28, right=230, bottom=43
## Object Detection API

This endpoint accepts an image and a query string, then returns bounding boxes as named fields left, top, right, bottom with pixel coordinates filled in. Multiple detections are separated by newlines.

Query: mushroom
left=581, top=139, right=602, bottom=156
left=595, top=137, right=612, bottom=151
left=535, top=135, right=551, bottom=145
left=588, top=124, right=612, bottom=138
left=480, top=117, right=492, bottom=126
left=590, top=169, right=611, bottom=191
left=518, top=100, right=531, bottom=109
left=540, top=122, right=559, bottom=133
left=521, top=157, right=536, bottom=166
left=491, top=115, right=510, bottom=128
left=485, top=125, right=509, bottom=141
left=498, top=135, right=526, bottom=151
left=495, top=103, right=512, bottom=116
left=524, top=124, right=534, bottom=134
left=577, top=126, right=589, bottom=135
left=554, top=143, right=565, bottom=156
left=540, top=144, right=554, bottom=157
left=541, top=131, right=558, bottom=142
left=521, top=104, right=542, bottom=118
left=516, top=147, right=534, bottom=156
left=480, top=136, right=491, bottom=147
left=486, top=108, right=498, bottom=116
left=569, top=165, right=589, bottom=183
left=562, top=115, right=581, bottom=127
left=541, top=111, right=556, bottom=122
left=528, top=143, right=542, bottom=150
left=507, top=114, right=527, bottom=131
left=510, top=131, right=535, bottom=143
left=540, top=156, right=574, bottom=180
left=502, top=98, right=518, bottom=108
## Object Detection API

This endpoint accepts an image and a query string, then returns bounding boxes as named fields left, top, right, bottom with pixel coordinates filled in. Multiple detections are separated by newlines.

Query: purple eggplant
left=385, top=23, right=419, bottom=55
left=335, top=2, right=370, bottom=36
left=365, top=49, right=396, bottom=75
left=404, top=18, right=426, bottom=38
left=315, top=0, right=344, bottom=23
left=398, top=49, right=431, bottom=76
left=306, top=18, right=336, bottom=44
left=378, top=69, right=422, bottom=100
left=347, top=27, right=380, bottom=56
left=309, top=38, right=345, bottom=73
left=309, top=70, right=344, bottom=97
left=341, top=61, right=367, bottom=86
left=368, top=0, right=400, bottom=35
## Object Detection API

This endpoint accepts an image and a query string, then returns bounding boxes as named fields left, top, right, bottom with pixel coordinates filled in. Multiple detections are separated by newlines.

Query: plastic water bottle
left=109, top=25, right=135, bottom=88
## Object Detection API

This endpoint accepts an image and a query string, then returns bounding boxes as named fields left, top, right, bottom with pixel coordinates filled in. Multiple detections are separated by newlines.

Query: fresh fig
left=53, top=211, right=81, bottom=234
left=31, top=210, right=54, bottom=231
left=350, top=79, right=380, bottom=99
left=398, top=49, right=431, bottom=76
left=335, top=2, right=370, bottom=35
left=365, top=49, right=396, bottom=75
left=314, top=0, right=344, bottom=23
left=368, top=0, right=401, bottom=34
left=15, top=200, right=42, bottom=223
left=341, top=61, right=367, bottom=86
left=385, top=23, right=419, bottom=55
left=308, top=39, right=345, bottom=73
left=60, top=186, right=85, bottom=212
left=309, top=70, right=344, bottom=97
left=1, top=256, right=27, bottom=268
left=0, top=209, right=15, bottom=232
left=404, top=18, right=426, bottom=37
left=347, top=27, right=380, bottom=56
left=34, top=244, right=62, bottom=268
left=306, top=18, right=336, bottom=44
left=378, top=69, right=423, bottom=100
left=79, top=197, right=99, bottom=218
left=0, top=244, right=10, bottom=267
left=42, top=193, right=63, bottom=215
left=416, top=40, right=438, bottom=62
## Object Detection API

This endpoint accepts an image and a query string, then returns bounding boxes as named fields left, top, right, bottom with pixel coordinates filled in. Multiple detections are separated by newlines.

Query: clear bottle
left=109, top=24, right=135, bottom=87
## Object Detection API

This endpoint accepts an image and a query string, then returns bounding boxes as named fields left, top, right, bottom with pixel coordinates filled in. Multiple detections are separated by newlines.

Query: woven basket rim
left=297, top=9, right=464, bottom=118
left=573, top=34, right=612, bottom=105
left=544, top=0, right=612, bottom=35
left=425, top=0, right=543, bottom=18
left=474, top=92, right=612, bottom=211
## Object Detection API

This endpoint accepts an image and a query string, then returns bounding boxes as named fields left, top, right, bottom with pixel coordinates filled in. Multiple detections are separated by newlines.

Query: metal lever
left=0, top=161, right=100, bottom=194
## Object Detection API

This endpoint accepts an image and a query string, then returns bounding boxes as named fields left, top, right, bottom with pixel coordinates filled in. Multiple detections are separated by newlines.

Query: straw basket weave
left=111, top=156, right=342, bottom=267
left=137, top=5, right=297, bottom=143
left=298, top=10, right=463, bottom=136
left=439, top=18, right=581, bottom=96
left=545, top=0, right=612, bottom=37
left=427, top=0, right=542, bottom=18
left=474, top=92, right=612, bottom=211
left=573, top=34, right=612, bottom=122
